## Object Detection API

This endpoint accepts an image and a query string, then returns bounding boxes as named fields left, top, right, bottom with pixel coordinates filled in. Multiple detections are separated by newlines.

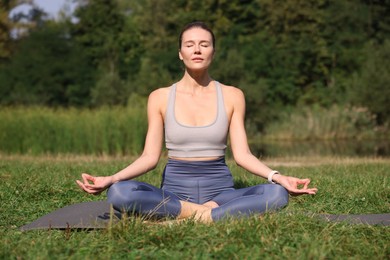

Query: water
left=247, top=140, right=390, bottom=158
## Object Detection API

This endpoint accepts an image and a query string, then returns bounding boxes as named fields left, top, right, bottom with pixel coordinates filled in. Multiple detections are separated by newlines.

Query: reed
left=0, top=105, right=147, bottom=155
left=0, top=104, right=388, bottom=155
left=263, top=105, right=383, bottom=140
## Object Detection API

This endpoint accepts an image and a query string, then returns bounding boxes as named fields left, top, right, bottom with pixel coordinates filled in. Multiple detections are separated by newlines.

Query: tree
left=0, top=22, right=94, bottom=106
left=363, top=0, right=390, bottom=44
left=351, top=40, right=390, bottom=124
left=0, top=0, right=25, bottom=59
left=72, top=0, right=142, bottom=104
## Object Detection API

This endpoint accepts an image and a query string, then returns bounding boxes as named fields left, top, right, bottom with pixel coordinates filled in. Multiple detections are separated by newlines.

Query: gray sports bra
left=165, top=81, right=229, bottom=158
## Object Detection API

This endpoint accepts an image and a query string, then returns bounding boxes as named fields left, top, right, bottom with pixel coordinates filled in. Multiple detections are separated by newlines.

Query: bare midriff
left=169, top=156, right=221, bottom=161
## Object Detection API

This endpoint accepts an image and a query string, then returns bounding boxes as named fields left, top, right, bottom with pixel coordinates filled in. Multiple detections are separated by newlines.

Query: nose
left=194, top=44, right=201, bottom=53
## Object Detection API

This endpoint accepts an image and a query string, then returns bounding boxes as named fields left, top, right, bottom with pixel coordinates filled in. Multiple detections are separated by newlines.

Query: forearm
left=234, top=152, right=280, bottom=182
left=111, top=153, right=160, bottom=183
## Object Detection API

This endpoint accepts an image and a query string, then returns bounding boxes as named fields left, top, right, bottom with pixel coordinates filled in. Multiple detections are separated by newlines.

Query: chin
left=187, top=64, right=211, bottom=72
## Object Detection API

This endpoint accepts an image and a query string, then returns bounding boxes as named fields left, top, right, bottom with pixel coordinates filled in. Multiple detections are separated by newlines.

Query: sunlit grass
left=0, top=155, right=389, bottom=259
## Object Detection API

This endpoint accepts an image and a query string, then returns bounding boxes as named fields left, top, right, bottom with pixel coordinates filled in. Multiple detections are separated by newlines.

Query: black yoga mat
left=19, top=201, right=390, bottom=231
left=20, top=201, right=121, bottom=231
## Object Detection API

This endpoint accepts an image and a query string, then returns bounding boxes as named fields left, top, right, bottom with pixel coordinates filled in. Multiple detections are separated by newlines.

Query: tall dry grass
left=0, top=105, right=147, bottom=155
left=263, top=105, right=383, bottom=140
left=0, top=104, right=388, bottom=155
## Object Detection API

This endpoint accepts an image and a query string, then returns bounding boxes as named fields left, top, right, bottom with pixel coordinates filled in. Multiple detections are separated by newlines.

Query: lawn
left=0, top=155, right=389, bottom=259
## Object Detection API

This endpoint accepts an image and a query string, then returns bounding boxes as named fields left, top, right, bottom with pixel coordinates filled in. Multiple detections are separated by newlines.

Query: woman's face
left=179, top=27, right=215, bottom=71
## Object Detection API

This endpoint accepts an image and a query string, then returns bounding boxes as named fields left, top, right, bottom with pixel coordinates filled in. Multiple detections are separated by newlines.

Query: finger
left=76, top=180, right=101, bottom=194
left=81, top=173, right=92, bottom=180
left=81, top=173, right=95, bottom=184
left=303, top=179, right=310, bottom=189
left=289, top=187, right=318, bottom=196
left=296, top=178, right=311, bottom=190
left=296, top=179, right=310, bottom=190
left=84, top=180, right=106, bottom=191
left=76, top=180, right=93, bottom=193
left=83, top=182, right=100, bottom=190
left=301, top=188, right=318, bottom=194
left=76, top=180, right=85, bottom=190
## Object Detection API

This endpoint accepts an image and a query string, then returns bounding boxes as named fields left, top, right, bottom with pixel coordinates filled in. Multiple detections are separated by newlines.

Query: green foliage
left=0, top=0, right=389, bottom=128
left=91, top=71, right=127, bottom=106
left=72, top=0, right=126, bottom=67
left=133, top=55, right=177, bottom=95
left=350, top=40, right=390, bottom=124
left=72, top=0, right=141, bottom=76
left=0, top=156, right=389, bottom=259
left=0, top=0, right=14, bottom=59
left=0, top=22, right=94, bottom=106
left=71, top=0, right=142, bottom=104
left=0, top=0, right=41, bottom=59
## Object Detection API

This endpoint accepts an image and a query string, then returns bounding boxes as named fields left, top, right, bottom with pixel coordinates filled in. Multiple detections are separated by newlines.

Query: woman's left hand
left=274, top=175, right=318, bottom=195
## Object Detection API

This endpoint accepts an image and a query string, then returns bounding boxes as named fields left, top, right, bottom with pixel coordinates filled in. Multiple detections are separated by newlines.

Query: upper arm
left=141, top=89, right=165, bottom=162
left=228, top=88, right=251, bottom=164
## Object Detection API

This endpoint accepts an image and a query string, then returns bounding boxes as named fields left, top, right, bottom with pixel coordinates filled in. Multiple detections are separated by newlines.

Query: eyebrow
left=183, top=40, right=211, bottom=44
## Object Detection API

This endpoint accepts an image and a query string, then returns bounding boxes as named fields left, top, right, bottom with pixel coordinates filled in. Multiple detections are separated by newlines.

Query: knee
left=107, top=181, right=141, bottom=210
left=267, top=184, right=289, bottom=209
left=106, top=182, right=126, bottom=209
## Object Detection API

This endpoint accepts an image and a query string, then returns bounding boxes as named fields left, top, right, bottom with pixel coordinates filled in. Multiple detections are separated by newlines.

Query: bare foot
left=194, top=208, right=213, bottom=223
left=203, top=201, right=219, bottom=209
left=178, top=201, right=214, bottom=223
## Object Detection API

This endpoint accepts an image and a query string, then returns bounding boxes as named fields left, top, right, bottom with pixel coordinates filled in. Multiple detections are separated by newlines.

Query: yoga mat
left=19, top=201, right=121, bottom=231
left=19, top=201, right=390, bottom=231
left=319, top=213, right=390, bottom=226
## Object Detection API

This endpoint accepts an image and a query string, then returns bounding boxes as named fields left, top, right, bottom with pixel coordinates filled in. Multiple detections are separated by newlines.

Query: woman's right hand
left=76, top=173, right=114, bottom=195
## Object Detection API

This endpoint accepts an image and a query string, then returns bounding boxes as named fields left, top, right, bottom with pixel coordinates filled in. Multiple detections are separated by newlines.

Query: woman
left=77, top=21, right=317, bottom=222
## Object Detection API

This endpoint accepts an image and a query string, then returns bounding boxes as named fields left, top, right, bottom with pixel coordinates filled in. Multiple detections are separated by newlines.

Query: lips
left=192, top=57, right=204, bottom=61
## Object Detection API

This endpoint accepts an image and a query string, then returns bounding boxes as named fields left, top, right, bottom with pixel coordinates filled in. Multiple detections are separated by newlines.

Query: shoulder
left=147, top=86, right=172, bottom=115
left=218, top=82, right=245, bottom=102
left=149, top=86, right=171, bottom=100
left=217, top=82, right=246, bottom=118
left=148, top=86, right=172, bottom=107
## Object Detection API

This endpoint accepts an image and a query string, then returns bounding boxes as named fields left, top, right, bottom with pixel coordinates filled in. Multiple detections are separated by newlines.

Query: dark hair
left=179, top=21, right=215, bottom=49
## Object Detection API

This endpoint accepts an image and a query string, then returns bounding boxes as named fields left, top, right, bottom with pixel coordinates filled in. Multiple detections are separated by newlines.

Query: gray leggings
left=107, top=157, right=289, bottom=221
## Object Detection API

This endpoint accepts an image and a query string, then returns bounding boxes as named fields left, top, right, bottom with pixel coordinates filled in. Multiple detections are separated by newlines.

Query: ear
left=178, top=50, right=183, bottom=60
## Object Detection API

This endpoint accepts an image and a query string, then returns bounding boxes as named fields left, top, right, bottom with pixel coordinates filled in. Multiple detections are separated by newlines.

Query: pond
left=245, top=139, right=390, bottom=158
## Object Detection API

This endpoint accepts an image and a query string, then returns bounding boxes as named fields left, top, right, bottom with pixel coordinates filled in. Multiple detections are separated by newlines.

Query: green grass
left=0, top=155, right=389, bottom=259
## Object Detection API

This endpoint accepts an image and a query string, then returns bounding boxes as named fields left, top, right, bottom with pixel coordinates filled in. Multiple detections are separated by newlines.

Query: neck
left=179, top=69, right=212, bottom=89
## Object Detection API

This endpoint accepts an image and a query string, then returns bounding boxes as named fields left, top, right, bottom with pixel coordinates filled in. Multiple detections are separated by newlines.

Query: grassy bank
left=0, top=155, right=389, bottom=259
